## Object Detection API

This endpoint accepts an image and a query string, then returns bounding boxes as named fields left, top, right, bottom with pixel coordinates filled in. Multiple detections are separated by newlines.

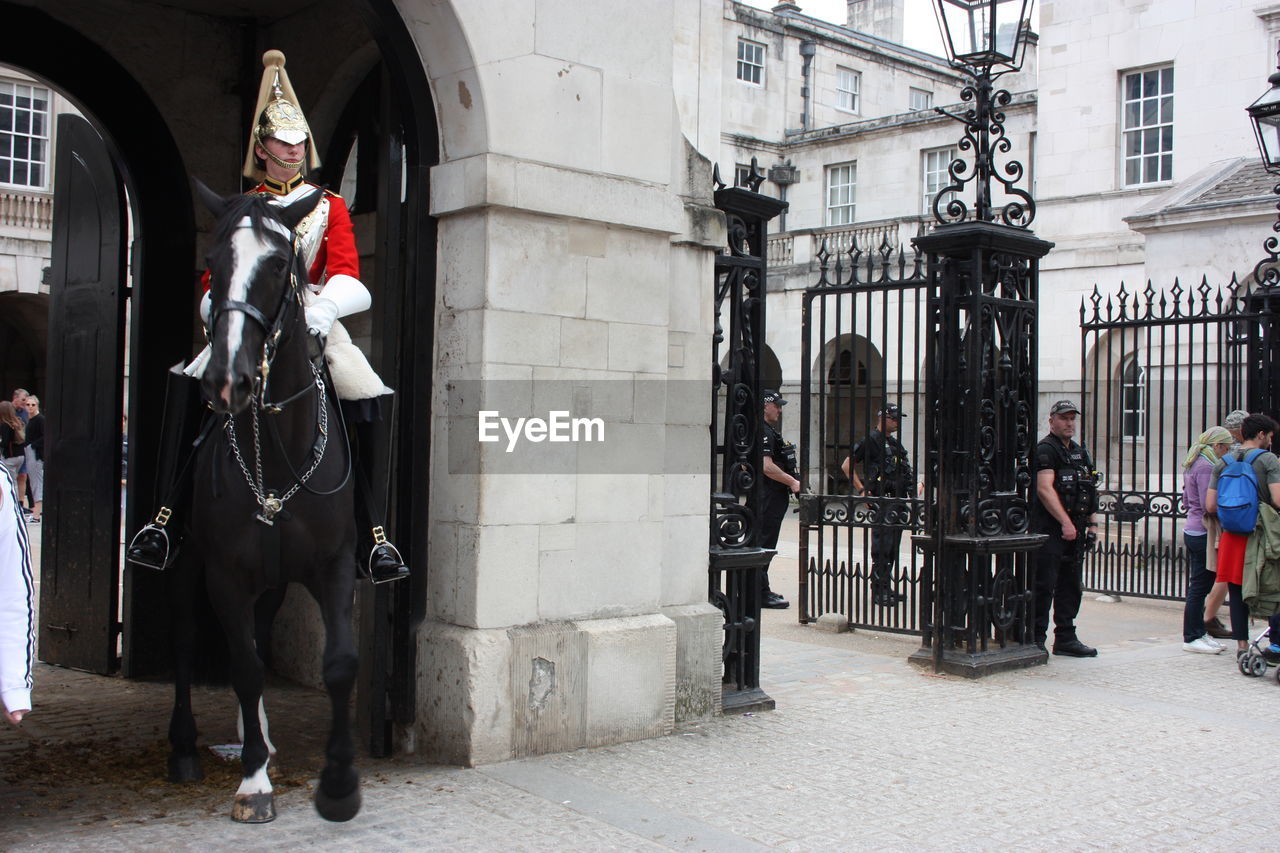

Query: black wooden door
left=40, top=114, right=126, bottom=674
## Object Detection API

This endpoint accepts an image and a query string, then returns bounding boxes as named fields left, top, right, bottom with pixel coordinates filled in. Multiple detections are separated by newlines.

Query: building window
left=1121, top=66, right=1173, bottom=186
left=734, top=163, right=753, bottom=188
left=825, top=162, right=856, bottom=226
left=1119, top=354, right=1145, bottom=439
left=836, top=67, right=861, bottom=113
left=909, top=87, right=933, bottom=112
left=737, top=39, right=765, bottom=86
left=0, top=81, right=50, bottom=189
left=828, top=350, right=868, bottom=386
left=921, top=147, right=957, bottom=215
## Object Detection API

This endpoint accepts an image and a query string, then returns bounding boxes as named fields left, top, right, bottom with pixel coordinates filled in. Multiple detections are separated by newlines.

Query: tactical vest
left=867, top=432, right=911, bottom=496
left=764, top=422, right=798, bottom=478
left=1040, top=436, right=1100, bottom=518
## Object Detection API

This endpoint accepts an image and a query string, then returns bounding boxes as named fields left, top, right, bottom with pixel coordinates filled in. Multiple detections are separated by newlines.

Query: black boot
left=367, top=532, right=410, bottom=585
left=127, top=509, right=175, bottom=571
left=348, top=401, right=409, bottom=584
left=126, top=364, right=207, bottom=571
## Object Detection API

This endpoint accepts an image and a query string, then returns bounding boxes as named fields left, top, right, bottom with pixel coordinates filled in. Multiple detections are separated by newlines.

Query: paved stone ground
left=1, top=519, right=1269, bottom=850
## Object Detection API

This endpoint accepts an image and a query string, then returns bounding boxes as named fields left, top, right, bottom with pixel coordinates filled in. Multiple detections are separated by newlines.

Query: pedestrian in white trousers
left=0, top=462, right=35, bottom=724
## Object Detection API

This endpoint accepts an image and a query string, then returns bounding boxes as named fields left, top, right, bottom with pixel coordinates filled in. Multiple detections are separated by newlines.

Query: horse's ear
left=276, top=190, right=322, bottom=231
left=193, top=178, right=229, bottom=220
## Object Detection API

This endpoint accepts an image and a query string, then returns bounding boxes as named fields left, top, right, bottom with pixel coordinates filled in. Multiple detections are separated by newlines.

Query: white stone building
left=720, top=0, right=1280, bottom=487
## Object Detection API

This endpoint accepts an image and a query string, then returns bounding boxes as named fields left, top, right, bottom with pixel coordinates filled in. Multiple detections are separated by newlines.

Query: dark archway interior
left=0, top=292, right=48, bottom=396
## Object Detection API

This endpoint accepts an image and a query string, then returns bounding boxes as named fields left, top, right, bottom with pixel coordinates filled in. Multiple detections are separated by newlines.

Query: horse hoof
left=231, top=792, right=276, bottom=823
left=314, top=780, right=361, bottom=822
left=167, top=753, right=204, bottom=783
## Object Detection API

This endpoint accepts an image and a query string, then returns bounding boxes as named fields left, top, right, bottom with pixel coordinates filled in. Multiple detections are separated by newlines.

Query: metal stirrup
left=126, top=507, right=174, bottom=570
left=367, top=526, right=407, bottom=584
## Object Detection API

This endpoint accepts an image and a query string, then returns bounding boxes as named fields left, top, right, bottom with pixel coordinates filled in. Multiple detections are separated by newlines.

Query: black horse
left=165, top=182, right=361, bottom=823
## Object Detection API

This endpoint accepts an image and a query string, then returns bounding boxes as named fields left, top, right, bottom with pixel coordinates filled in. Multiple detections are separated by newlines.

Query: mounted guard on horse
left=127, top=50, right=408, bottom=585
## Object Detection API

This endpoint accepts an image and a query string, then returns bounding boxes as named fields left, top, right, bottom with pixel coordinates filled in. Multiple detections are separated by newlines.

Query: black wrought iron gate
left=1079, top=278, right=1250, bottom=600
left=797, top=240, right=931, bottom=633
left=709, top=163, right=786, bottom=711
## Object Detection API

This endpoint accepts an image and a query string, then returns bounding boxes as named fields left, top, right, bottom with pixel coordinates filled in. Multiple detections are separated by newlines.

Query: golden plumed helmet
left=242, top=50, right=321, bottom=179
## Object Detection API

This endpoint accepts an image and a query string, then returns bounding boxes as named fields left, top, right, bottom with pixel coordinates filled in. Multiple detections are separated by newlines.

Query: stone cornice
left=1257, top=2, right=1280, bottom=28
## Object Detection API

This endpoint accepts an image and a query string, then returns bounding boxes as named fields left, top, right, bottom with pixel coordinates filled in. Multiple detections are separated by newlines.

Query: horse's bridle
left=209, top=212, right=348, bottom=524
left=207, top=221, right=305, bottom=410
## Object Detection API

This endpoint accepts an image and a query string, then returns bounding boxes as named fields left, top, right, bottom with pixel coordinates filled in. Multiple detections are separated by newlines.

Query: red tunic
left=201, top=181, right=358, bottom=292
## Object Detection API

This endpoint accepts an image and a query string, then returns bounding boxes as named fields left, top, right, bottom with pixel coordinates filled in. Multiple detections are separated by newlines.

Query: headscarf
left=1182, top=426, right=1233, bottom=469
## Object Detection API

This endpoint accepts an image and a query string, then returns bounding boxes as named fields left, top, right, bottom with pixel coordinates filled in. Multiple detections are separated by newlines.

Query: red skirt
left=1217, top=529, right=1249, bottom=586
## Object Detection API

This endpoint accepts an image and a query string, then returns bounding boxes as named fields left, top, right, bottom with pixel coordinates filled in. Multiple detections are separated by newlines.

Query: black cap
left=762, top=390, right=787, bottom=406
left=878, top=403, right=907, bottom=419
left=1050, top=400, right=1080, bottom=416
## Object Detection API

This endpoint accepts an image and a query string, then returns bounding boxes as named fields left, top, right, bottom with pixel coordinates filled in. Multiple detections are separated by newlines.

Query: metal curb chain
left=226, top=360, right=329, bottom=523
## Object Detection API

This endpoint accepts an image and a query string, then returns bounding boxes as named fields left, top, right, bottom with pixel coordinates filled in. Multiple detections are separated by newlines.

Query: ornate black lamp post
left=908, top=0, right=1052, bottom=676
left=1243, top=58, right=1280, bottom=421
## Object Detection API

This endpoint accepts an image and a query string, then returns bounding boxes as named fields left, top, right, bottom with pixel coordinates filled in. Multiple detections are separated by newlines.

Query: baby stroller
left=1237, top=625, right=1280, bottom=679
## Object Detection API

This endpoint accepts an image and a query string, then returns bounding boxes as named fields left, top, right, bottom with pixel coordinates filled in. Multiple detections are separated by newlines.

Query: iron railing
left=797, top=236, right=930, bottom=633
left=1079, top=276, right=1250, bottom=599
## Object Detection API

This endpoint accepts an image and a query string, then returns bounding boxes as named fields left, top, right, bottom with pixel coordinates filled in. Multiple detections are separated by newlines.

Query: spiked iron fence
left=1079, top=276, right=1251, bottom=600
left=797, top=237, right=931, bottom=633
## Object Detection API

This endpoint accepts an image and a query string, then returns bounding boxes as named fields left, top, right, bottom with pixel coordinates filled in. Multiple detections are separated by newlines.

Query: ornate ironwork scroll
left=933, top=70, right=1035, bottom=228
left=710, top=159, right=786, bottom=712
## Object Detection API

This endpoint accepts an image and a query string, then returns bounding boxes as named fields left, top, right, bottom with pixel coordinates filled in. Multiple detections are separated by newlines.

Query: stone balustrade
left=766, top=234, right=792, bottom=266
left=0, top=190, right=53, bottom=230
left=763, top=216, right=935, bottom=270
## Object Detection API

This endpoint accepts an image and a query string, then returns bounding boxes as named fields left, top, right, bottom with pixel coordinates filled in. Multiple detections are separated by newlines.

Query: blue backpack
left=1217, top=448, right=1266, bottom=534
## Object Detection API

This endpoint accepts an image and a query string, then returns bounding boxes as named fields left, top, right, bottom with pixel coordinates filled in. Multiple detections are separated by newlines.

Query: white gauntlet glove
left=304, top=297, right=340, bottom=338
left=304, top=274, right=370, bottom=338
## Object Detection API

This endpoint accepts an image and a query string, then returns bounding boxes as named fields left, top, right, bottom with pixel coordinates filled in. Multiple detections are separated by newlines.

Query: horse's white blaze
left=220, top=226, right=272, bottom=377
left=235, top=763, right=273, bottom=796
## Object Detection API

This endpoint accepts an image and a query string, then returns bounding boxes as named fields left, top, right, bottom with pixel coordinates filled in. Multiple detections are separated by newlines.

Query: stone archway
left=0, top=0, right=457, bottom=756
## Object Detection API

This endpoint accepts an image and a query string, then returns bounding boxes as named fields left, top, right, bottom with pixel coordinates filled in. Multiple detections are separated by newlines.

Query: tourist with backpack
left=1205, top=413, right=1280, bottom=656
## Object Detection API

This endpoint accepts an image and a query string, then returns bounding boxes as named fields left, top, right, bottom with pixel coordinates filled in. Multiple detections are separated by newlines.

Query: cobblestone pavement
left=1, top=520, right=1269, bottom=850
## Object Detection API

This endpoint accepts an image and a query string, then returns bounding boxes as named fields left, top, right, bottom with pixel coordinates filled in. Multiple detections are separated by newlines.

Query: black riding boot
left=348, top=400, right=409, bottom=585
left=127, top=364, right=207, bottom=571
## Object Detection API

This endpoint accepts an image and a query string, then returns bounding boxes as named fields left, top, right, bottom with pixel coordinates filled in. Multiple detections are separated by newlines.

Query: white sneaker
left=1202, top=636, right=1226, bottom=650
left=1183, top=637, right=1224, bottom=654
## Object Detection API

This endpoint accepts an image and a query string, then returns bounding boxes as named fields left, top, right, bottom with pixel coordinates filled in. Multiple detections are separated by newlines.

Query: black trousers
left=759, top=487, right=790, bottom=594
left=1032, top=532, right=1084, bottom=645
left=865, top=499, right=906, bottom=591
left=1181, top=533, right=1214, bottom=643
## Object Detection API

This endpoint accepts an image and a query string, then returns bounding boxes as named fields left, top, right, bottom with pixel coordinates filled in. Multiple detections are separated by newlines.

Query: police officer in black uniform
left=760, top=390, right=799, bottom=609
left=1031, top=400, right=1100, bottom=657
left=842, top=403, right=919, bottom=607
